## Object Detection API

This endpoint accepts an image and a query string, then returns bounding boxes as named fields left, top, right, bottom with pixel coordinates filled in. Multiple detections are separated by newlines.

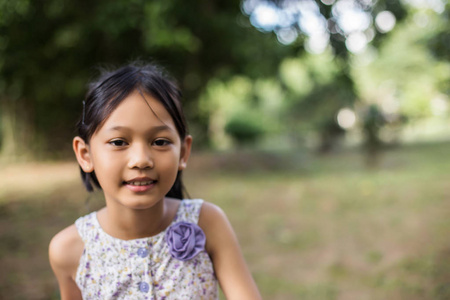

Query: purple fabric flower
left=165, top=222, right=206, bottom=261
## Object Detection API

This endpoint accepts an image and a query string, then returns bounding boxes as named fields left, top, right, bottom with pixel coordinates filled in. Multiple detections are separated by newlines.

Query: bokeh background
left=0, top=0, right=449, bottom=299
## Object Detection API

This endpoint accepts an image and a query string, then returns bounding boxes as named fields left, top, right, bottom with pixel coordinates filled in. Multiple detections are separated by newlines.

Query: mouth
left=123, top=178, right=157, bottom=186
left=123, top=178, right=157, bottom=193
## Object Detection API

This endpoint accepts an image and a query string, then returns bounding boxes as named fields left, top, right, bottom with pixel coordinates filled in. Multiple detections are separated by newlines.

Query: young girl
left=49, top=62, right=261, bottom=299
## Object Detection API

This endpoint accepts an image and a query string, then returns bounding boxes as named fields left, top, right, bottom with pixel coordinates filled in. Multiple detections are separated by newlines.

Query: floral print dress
left=75, top=199, right=218, bottom=300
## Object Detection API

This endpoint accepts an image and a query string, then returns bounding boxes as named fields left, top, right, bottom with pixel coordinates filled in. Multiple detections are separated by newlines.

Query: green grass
left=1, top=142, right=450, bottom=299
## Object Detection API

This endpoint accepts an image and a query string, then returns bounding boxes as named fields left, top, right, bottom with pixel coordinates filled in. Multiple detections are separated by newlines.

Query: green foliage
left=351, top=7, right=450, bottom=122
left=426, top=2, right=450, bottom=62
left=280, top=54, right=355, bottom=151
left=225, top=113, right=265, bottom=145
left=245, top=0, right=409, bottom=59
left=296, top=75, right=355, bottom=128
left=0, top=0, right=293, bottom=158
left=0, top=0, right=447, bottom=158
left=279, top=58, right=313, bottom=97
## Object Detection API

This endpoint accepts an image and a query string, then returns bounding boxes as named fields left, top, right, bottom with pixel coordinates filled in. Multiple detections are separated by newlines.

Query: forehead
left=99, top=90, right=176, bottom=132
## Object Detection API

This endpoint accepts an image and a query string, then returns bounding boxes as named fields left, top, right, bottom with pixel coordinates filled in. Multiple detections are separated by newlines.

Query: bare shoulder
left=198, top=201, right=262, bottom=299
left=49, top=224, right=84, bottom=299
left=198, top=201, right=234, bottom=255
left=198, top=202, right=231, bottom=237
left=49, top=224, right=84, bottom=277
left=198, top=201, right=227, bottom=226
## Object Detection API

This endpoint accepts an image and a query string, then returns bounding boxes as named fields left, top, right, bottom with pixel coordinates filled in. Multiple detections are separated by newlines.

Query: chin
left=120, top=198, right=163, bottom=210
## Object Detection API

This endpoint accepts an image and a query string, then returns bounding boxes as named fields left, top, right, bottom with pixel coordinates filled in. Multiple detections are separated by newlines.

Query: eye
left=153, top=139, right=171, bottom=147
left=108, top=139, right=128, bottom=147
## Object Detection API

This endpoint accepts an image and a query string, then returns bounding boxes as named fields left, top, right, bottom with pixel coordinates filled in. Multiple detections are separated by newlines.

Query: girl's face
left=74, top=90, right=191, bottom=210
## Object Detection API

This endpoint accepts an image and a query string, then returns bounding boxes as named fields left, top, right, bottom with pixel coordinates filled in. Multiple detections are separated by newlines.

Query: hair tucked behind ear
left=75, top=61, right=189, bottom=199
left=79, top=167, right=100, bottom=192
left=166, top=171, right=185, bottom=199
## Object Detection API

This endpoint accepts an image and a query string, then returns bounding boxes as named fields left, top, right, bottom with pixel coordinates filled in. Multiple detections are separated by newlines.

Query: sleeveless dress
left=75, top=199, right=218, bottom=300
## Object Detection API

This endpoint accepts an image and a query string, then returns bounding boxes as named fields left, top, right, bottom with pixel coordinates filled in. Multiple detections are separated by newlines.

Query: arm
left=199, top=202, right=262, bottom=300
left=49, top=225, right=84, bottom=300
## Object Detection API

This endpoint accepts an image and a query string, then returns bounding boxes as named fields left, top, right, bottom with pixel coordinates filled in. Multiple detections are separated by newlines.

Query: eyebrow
left=106, top=125, right=175, bottom=133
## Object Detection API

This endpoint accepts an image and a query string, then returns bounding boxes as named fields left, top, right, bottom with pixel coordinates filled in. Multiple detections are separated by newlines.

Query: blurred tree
left=244, top=0, right=450, bottom=157
left=424, top=2, right=450, bottom=101
left=361, top=104, right=387, bottom=167
left=199, top=75, right=285, bottom=149
left=347, top=2, right=449, bottom=166
left=241, top=0, right=410, bottom=156
left=1, top=0, right=440, bottom=161
left=426, top=2, right=450, bottom=63
left=285, top=61, right=355, bottom=153
left=352, top=2, right=449, bottom=127
left=242, top=0, right=408, bottom=58
left=225, top=112, right=266, bottom=146
left=0, top=0, right=293, bottom=160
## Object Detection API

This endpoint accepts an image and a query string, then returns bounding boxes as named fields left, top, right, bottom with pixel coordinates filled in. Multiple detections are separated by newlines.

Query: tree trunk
left=0, top=97, right=34, bottom=162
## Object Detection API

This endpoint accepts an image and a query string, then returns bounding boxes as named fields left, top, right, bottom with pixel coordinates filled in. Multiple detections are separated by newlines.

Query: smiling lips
left=126, top=180, right=155, bottom=186
left=123, top=178, right=157, bottom=192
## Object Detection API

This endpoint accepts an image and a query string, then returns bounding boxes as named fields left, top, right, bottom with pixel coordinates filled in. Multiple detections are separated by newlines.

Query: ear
left=73, top=136, right=94, bottom=173
left=178, top=135, right=193, bottom=171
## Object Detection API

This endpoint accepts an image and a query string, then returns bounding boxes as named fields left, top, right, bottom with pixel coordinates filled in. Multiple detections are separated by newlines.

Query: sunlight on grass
left=0, top=162, right=80, bottom=201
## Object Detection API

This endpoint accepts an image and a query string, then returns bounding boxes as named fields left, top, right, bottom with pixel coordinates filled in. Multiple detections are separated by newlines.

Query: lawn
left=0, top=142, right=449, bottom=299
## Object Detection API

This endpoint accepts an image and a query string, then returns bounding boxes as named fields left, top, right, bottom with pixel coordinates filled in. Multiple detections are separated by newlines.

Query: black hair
left=76, top=61, right=188, bottom=199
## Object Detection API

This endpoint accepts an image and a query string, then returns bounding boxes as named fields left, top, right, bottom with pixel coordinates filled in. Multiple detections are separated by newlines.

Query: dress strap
left=74, top=212, right=98, bottom=244
left=175, top=199, right=204, bottom=224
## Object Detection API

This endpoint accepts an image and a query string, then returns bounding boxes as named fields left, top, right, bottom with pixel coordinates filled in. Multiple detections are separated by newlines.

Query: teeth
left=127, top=181, right=154, bottom=186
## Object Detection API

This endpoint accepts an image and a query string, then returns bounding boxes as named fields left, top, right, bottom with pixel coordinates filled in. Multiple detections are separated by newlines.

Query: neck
left=98, top=199, right=169, bottom=240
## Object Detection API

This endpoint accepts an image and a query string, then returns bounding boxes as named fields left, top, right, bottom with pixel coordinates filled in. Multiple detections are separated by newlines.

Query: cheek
left=157, top=151, right=181, bottom=176
left=91, top=152, right=122, bottom=178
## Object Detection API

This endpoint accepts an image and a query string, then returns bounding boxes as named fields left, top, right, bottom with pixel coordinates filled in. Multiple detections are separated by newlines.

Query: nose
left=128, top=143, right=154, bottom=169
